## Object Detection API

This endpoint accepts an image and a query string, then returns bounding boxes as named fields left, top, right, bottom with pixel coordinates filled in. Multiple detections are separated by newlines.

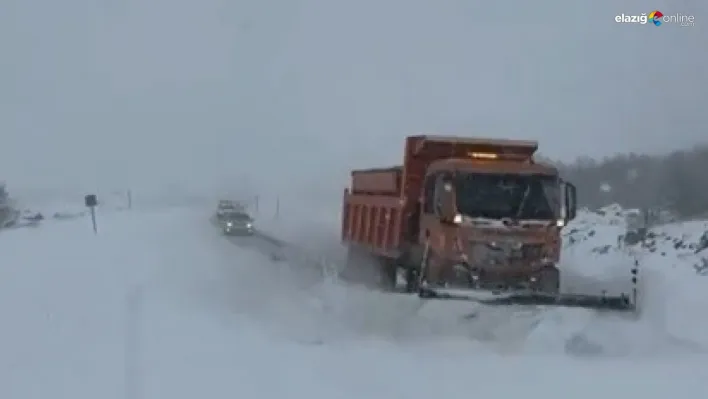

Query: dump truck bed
left=343, top=164, right=404, bottom=256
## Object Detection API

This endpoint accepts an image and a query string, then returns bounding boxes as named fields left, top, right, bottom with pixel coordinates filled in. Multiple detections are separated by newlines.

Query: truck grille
left=467, top=241, right=544, bottom=265
left=521, top=243, right=544, bottom=259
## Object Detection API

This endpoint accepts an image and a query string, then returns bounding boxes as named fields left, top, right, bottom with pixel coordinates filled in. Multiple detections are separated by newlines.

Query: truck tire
left=400, top=247, right=423, bottom=293
left=404, top=268, right=419, bottom=293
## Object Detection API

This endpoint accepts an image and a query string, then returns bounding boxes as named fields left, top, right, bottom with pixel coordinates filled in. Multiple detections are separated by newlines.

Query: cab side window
left=422, top=173, right=438, bottom=214
left=432, top=172, right=454, bottom=216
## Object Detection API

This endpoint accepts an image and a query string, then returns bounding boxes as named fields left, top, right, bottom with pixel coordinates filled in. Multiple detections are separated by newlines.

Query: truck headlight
left=453, top=214, right=463, bottom=224
left=556, top=219, right=565, bottom=227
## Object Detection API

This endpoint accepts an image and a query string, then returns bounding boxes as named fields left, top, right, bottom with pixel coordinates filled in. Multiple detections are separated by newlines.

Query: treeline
left=542, top=144, right=708, bottom=218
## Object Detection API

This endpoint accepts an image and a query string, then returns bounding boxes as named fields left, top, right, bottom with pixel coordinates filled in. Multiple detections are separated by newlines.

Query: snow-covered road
left=0, top=204, right=706, bottom=399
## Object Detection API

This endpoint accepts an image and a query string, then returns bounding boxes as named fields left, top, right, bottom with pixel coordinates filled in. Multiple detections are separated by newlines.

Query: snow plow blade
left=418, top=287, right=636, bottom=312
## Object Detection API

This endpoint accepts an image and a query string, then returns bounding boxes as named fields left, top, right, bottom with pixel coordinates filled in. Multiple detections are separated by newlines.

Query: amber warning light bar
left=468, top=152, right=498, bottom=160
left=467, top=151, right=533, bottom=162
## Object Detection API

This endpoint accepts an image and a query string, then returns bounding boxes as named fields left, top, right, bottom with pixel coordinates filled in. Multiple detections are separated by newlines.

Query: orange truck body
left=343, top=135, right=545, bottom=256
left=341, top=135, right=576, bottom=292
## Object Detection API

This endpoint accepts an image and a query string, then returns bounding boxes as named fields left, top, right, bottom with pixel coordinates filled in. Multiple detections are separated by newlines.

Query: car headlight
left=226, top=222, right=233, bottom=227
left=246, top=223, right=252, bottom=228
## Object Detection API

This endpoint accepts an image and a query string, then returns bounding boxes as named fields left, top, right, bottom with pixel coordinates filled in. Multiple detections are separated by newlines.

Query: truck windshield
left=454, top=173, right=558, bottom=220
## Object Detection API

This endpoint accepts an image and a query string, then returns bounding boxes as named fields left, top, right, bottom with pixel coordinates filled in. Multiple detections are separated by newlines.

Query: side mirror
left=434, top=177, right=457, bottom=223
left=565, top=182, right=577, bottom=221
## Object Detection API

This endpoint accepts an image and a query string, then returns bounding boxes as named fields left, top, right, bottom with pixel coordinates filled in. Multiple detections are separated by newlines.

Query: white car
left=220, top=211, right=254, bottom=236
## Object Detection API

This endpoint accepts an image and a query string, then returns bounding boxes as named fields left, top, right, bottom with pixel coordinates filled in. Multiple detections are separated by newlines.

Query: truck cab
left=415, top=145, right=577, bottom=293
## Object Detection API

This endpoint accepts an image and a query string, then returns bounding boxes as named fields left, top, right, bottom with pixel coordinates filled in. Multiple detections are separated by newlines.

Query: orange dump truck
left=340, top=135, right=579, bottom=299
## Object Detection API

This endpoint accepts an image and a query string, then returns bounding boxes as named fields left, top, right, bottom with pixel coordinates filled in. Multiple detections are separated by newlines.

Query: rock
left=696, top=231, right=708, bottom=254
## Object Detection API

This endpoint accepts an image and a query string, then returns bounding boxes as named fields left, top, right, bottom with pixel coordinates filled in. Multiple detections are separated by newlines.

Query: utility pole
left=275, top=196, right=280, bottom=219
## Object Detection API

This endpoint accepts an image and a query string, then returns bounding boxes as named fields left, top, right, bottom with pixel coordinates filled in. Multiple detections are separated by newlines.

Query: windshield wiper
left=514, top=183, right=532, bottom=219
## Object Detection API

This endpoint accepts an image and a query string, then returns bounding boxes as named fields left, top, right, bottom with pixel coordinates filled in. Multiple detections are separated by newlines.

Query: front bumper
left=461, top=242, right=553, bottom=276
left=223, top=225, right=254, bottom=235
left=451, top=261, right=559, bottom=293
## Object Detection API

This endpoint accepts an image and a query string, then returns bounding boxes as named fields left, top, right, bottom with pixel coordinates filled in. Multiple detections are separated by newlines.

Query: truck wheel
left=537, top=266, right=560, bottom=295
left=404, top=268, right=418, bottom=293
left=400, top=247, right=422, bottom=293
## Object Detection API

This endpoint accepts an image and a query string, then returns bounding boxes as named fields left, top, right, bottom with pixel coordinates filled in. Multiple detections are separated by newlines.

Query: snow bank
left=565, top=204, right=708, bottom=275
left=544, top=205, right=708, bottom=355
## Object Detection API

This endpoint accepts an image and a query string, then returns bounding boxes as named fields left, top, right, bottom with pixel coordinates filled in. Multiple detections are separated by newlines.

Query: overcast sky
left=0, top=0, right=705, bottom=202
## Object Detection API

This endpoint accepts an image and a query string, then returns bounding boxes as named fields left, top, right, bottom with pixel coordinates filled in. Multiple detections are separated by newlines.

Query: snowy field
left=1, top=201, right=707, bottom=398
